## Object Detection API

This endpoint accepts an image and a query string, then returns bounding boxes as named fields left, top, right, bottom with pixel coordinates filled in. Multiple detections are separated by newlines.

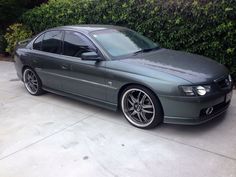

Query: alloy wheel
left=23, top=69, right=39, bottom=94
left=121, top=88, right=156, bottom=127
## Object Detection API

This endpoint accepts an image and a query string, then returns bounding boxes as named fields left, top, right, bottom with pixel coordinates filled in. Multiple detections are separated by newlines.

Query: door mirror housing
left=81, top=51, right=102, bottom=61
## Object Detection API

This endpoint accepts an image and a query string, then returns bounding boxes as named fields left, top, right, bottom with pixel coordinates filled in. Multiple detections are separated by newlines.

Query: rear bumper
left=159, top=89, right=233, bottom=125
left=14, top=56, right=23, bottom=81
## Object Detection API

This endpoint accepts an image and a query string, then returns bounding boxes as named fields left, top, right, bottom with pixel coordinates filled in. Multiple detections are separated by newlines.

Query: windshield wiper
left=133, top=47, right=159, bottom=55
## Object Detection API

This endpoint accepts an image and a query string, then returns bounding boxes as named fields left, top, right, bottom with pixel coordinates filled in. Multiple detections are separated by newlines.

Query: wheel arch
left=22, top=65, right=33, bottom=75
left=22, top=65, right=43, bottom=85
left=117, top=83, right=164, bottom=115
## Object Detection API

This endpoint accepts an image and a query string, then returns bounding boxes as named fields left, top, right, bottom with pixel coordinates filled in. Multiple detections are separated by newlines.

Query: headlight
left=181, top=85, right=211, bottom=96
left=181, top=86, right=195, bottom=96
left=196, top=86, right=206, bottom=96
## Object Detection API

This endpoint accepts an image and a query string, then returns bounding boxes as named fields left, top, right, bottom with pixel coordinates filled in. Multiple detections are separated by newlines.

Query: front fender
left=104, top=65, right=190, bottom=107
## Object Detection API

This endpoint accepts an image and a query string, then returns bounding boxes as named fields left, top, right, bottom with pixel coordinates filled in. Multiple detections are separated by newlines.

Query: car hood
left=120, top=48, right=228, bottom=83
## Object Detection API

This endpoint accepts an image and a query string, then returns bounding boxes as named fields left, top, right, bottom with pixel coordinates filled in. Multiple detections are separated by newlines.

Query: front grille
left=199, top=101, right=230, bottom=120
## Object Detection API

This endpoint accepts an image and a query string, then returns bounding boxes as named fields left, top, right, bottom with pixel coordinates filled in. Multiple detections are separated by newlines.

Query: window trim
left=31, top=29, right=107, bottom=60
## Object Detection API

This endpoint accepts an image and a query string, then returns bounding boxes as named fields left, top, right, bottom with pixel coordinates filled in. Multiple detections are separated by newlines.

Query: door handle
left=61, top=64, right=69, bottom=70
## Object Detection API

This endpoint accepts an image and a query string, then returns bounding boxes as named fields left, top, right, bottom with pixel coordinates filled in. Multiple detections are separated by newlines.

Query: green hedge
left=0, top=30, right=7, bottom=54
left=21, top=0, right=236, bottom=76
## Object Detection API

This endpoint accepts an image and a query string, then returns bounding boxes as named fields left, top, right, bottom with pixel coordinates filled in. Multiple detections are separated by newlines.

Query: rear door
left=30, top=30, right=64, bottom=90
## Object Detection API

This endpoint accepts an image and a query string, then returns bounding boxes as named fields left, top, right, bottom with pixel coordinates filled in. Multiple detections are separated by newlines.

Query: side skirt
left=42, top=87, right=118, bottom=111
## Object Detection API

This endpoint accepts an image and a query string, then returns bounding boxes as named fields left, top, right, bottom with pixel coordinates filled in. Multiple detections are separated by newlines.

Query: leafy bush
left=21, top=0, right=236, bottom=76
left=0, top=30, right=7, bottom=55
left=4, top=23, right=32, bottom=55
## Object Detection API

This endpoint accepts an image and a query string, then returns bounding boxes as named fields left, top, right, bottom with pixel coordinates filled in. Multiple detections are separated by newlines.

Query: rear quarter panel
left=14, top=48, right=33, bottom=80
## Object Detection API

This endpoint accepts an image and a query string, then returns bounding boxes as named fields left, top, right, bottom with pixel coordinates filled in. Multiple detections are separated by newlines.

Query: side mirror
left=81, top=51, right=102, bottom=61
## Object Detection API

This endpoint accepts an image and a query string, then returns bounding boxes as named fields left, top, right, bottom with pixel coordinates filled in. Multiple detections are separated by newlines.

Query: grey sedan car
left=14, top=25, right=233, bottom=129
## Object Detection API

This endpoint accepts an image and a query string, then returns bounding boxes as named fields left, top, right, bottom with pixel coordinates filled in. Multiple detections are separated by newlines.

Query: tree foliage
left=0, top=0, right=47, bottom=29
left=4, top=23, right=32, bottom=54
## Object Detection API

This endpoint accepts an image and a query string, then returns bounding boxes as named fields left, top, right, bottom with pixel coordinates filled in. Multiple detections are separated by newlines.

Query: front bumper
left=159, top=89, right=233, bottom=125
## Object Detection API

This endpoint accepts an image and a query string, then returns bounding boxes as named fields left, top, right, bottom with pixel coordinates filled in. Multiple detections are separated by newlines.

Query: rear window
left=33, top=34, right=44, bottom=50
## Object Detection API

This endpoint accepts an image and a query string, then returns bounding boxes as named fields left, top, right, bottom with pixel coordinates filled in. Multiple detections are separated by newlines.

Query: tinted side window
left=63, top=31, right=95, bottom=57
left=42, top=31, right=62, bottom=54
left=33, top=34, right=44, bottom=50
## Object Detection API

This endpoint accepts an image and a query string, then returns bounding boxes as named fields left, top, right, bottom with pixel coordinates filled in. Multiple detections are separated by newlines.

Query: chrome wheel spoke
left=140, top=94, right=146, bottom=104
left=131, top=110, right=137, bottom=116
left=142, top=104, right=153, bottom=109
left=27, top=74, right=32, bottom=80
left=137, top=113, right=143, bottom=122
left=32, top=81, right=38, bottom=86
left=137, top=91, right=142, bottom=102
left=32, top=84, right=37, bottom=90
left=142, top=109, right=153, bottom=114
left=129, top=94, right=137, bottom=103
left=140, top=111, right=148, bottom=122
left=30, top=82, right=37, bottom=90
left=29, top=83, right=35, bottom=91
left=128, top=106, right=134, bottom=111
left=128, top=98, right=134, bottom=106
left=31, top=78, right=37, bottom=82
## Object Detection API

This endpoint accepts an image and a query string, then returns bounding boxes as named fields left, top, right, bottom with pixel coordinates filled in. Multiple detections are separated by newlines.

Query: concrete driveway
left=0, top=61, right=236, bottom=177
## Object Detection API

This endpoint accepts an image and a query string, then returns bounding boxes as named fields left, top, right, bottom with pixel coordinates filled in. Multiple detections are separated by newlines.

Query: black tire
left=120, top=85, right=163, bottom=129
left=23, top=67, right=44, bottom=96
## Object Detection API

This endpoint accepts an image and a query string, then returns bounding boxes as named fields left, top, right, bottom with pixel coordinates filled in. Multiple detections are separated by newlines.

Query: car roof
left=49, top=24, right=127, bottom=34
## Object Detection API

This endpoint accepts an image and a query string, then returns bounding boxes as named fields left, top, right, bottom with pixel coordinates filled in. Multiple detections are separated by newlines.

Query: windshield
left=91, top=29, right=159, bottom=57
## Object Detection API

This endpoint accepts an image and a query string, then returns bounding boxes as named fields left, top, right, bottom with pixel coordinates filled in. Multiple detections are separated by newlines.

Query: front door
left=59, top=31, right=107, bottom=101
